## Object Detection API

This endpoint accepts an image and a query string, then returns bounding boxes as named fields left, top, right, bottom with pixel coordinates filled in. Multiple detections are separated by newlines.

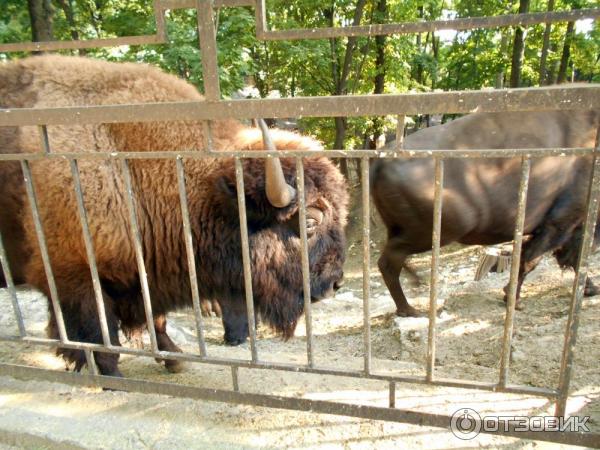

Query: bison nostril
left=334, top=278, right=345, bottom=290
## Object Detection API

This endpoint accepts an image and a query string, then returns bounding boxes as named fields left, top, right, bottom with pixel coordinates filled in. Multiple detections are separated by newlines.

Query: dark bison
left=0, top=55, right=348, bottom=376
left=371, top=109, right=600, bottom=316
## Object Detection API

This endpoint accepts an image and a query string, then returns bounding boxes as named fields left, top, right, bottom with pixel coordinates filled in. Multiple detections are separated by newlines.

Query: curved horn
left=257, top=118, right=297, bottom=208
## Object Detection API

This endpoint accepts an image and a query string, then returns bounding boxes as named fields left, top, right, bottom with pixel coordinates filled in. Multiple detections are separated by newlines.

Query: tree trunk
left=368, top=0, right=387, bottom=150
left=413, top=5, right=424, bottom=85
left=327, top=0, right=367, bottom=179
left=55, top=0, right=87, bottom=55
left=495, top=30, right=510, bottom=88
left=509, top=0, right=530, bottom=88
left=538, top=0, right=555, bottom=85
left=431, top=32, right=439, bottom=90
left=27, top=0, right=53, bottom=43
left=556, top=20, right=575, bottom=84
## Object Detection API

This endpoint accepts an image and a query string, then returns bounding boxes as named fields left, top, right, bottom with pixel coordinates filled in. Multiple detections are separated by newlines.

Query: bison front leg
left=504, top=218, right=572, bottom=309
left=503, top=255, right=543, bottom=310
left=153, top=314, right=185, bottom=373
left=378, top=240, right=422, bottom=317
left=42, top=268, right=122, bottom=377
left=553, top=223, right=600, bottom=297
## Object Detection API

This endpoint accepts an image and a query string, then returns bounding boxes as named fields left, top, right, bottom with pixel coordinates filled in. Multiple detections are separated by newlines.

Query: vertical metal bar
left=254, top=0, right=267, bottom=38
left=196, top=0, right=221, bottom=101
left=556, top=136, right=600, bottom=417
left=231, top=366, right=239, bottom=392
left=395, top=115, right=405, bottom=150
left=119, top=159, right=159, bottom=353
left=38, top=125, right=50, bottom=154
left=296, top=157, right=314, bottom=368
left=69, top=159, right=111, bottom=347
left=153, top=0, right=167, bottom=41
left=499, top=156, right=531, bottom=388
left=388, top=381, right=396, bottom=408
left=0, top=230, right=26, bottom=336
left=426, top=157, right=444, bottom=382
left=20, top=160, right=68, bottom=343
left=202, top=121, right=213, bottom=151
left=84, top=348, right=98, bottom=376
left=175, top=157, right=208, bottom=357
left=234, top=158, right=258, bottom=362
left=361, top=156, right=371, bottom=374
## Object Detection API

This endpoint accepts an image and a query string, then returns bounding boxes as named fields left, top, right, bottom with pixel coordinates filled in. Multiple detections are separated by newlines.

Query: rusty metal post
left=120, top=159, right=159, bottom=353
left=361, top=156, right=372, bottom=374
left=555, top=131, right=600, bottom=417
left=234, top=158, right=259, bottom=362
left=296, top=157, right=315, bottom=367
left=498, top=156, right=531, bottom=388
left=196, top=0, right=221, bottom=100
left=0, top=230, right=25, bottom=336
left=175, top=157, right=208, bottom=357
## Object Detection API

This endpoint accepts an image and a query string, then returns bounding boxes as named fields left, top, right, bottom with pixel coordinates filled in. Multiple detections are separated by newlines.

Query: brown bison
left=0, top=55, right=348, bottom=376
left=371, top=109, right=600, bottom=316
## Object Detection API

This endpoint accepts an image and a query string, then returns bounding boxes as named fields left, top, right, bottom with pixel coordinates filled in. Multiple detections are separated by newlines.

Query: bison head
left=202, top=124, right=348, bottom=345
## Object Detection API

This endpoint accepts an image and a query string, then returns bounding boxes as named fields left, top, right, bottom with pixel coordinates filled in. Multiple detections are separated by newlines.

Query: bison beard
left=371, top=109, right=600, bottom=317
left=0, top=55, right=348, bottom=376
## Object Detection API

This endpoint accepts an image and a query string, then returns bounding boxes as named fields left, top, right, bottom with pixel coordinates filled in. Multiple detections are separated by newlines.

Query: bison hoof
left=584, top=284, right=600, bottom=297
left=225, top=336, right=247, bottom=346
left=100, top=369, right=124, bottom=390
left=164, top=359, right=185, bottom=374
left=395, top=306, right=423, bottom=317
left=502, top=295, right=524, bottom=310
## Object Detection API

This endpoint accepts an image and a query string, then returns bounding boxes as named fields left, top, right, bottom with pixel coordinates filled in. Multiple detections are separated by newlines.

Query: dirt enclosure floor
left=0, top=206, right=599, bottom=449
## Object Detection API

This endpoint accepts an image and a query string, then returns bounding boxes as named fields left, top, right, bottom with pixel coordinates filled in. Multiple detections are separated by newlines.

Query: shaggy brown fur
left=0, top=55, right=349, bottom=376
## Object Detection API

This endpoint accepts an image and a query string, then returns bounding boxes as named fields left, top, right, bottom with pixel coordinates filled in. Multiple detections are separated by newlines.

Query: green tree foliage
left=0, top=0, right=598, bottom=149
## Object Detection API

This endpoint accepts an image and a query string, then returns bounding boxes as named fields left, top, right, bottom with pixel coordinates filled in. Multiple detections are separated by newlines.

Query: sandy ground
left=0, top=206, right=599, bottom=448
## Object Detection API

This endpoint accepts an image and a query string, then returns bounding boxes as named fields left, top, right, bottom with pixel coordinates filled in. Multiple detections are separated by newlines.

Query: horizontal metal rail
left=0, top=86, right=597, bottom=126
left=0, top=34, right=165, bottom=53
left=161, top=0, right=254, bottom=8
left=0, top=147, right=596, bottom=163
left=0, top=2, right=167, bottom=52
left=256, top=6, right=600, bottom=41
left=0, top=363, right=597, bottom=447
left=0, top=334, right=559, bottom=398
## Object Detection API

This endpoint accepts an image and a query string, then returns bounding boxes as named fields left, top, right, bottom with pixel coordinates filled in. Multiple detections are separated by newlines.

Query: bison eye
left=306, top=217, right=318, bottom=233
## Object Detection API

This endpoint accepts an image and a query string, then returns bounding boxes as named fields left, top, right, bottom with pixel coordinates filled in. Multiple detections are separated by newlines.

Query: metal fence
left=0, top=0, right=599, bottom=446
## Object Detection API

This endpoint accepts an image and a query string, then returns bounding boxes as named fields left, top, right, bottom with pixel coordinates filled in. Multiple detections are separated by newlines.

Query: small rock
left=335, top=291, right=356, bottom=301
left=407, top=330, right=423, bottom=342
left=511, top=349, right=526, bottom=361
left=393, top=316, right=429, bottom=331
